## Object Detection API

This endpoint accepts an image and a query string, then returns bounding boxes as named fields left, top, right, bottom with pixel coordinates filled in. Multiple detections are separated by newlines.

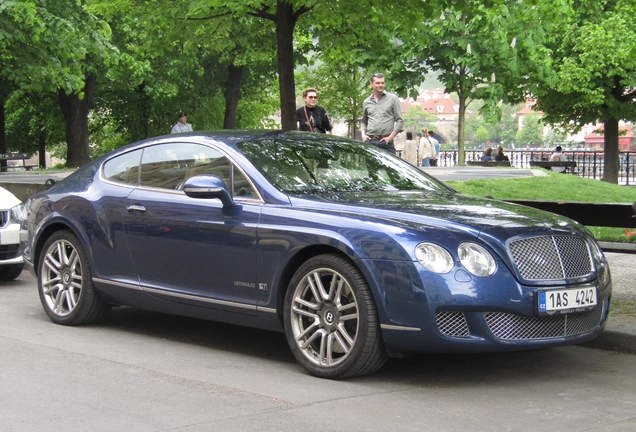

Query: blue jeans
left=421, top=157, right=431, bottom=167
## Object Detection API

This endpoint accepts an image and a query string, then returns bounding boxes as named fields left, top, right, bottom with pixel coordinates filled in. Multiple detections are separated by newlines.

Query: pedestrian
left=427, top=129, right=440, bottom=166
left=550, top=145, right=566, bottom=172
left=481, top=147, right=494, bottom=161
left=296, top=88, right=334, bottom=134
left=419, top=128, right=436, bottom=167
left=171, top=112, right=193, bottom=134
left=495, top=145, right=510, bottom=162
left=403, top=131, right=418, bottom=165
left=360, top=73, right=404, bottom=154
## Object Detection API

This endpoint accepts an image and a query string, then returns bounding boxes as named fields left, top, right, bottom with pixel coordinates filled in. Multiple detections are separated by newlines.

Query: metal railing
left=436, top=150, right=636, bottom=185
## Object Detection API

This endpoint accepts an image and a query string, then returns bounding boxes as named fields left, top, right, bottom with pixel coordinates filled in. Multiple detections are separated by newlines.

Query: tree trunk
left=38, top=129, right=47, bottom=168
left=57, top=75, right=96, bottom=168
left=274, top=1, right=297, bottom=131
left=457, top=93, right=467, bottom=165
left=0, top=99, right=6, bottom=172
left=223, top=64, right=244, bottom=129
left=602, top=118, right=619, bottom=184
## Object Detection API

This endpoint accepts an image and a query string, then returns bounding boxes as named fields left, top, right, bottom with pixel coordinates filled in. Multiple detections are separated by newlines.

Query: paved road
left=1, top=268, right=635, bottom=431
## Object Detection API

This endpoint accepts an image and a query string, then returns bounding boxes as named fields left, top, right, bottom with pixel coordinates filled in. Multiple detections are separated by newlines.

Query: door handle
left=126, top=205, right=146, bottom=213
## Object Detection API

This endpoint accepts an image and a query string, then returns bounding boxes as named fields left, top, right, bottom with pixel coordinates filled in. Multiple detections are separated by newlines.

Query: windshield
left=236, top=137, right=452, bottom=194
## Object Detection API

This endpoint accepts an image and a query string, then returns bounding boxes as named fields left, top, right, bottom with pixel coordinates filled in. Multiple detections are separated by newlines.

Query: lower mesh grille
left=484, top=301, right=605, bottom=340
left=436, top=311, right=470, bottom=338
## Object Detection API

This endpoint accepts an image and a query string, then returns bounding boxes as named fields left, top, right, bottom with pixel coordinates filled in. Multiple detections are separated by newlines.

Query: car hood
left=289, top=190, right=588, bottom=239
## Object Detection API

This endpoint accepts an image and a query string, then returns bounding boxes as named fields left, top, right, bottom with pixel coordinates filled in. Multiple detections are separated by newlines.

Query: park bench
left=530, top=160, right=577, bottom=173
left=466, top=160, right=512, bottom=167
left=0, top=153, right=36, bottom=171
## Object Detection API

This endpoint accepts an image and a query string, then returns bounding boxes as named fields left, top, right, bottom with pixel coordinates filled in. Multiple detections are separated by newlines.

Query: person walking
left=360, top=73, right=404, bottom=154
left=419, top=128, right=436, bottom=167
left=403, top=131, right=418, bottom=165
left=427, top=129, right=440, bottom=166
left=296, top=88, right=334, bottom=134
left=171, top=112, right=193, bottom=134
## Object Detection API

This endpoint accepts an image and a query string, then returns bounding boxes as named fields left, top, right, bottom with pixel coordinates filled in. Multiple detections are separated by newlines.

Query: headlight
left=458, top=243, right=496, bottom=277
left=415, top=243, right=454, bottom=274
left=589, top=240, right=611, bottom=287
left=9, top=203, right=23, bottom=224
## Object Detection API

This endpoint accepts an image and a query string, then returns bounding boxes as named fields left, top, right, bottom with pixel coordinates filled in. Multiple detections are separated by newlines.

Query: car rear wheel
left=284, top=254, right=387, bottom=379
left=0, top=263, right=24, bottom=280
left=37, top=230, right=110, bottom=325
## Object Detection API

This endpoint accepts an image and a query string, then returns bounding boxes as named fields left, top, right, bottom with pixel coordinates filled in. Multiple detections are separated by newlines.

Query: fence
left=436, top=150, right=636, bottom=185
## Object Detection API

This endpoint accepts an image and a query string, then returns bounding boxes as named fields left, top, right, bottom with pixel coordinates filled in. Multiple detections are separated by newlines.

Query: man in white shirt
left=171, top=112, right=193, bottom=134
left=550, top=145, right=566, bottom=172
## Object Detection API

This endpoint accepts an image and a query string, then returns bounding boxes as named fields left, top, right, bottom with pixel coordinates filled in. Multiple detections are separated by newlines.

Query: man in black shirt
left=296, top=88, right=334, bottom=134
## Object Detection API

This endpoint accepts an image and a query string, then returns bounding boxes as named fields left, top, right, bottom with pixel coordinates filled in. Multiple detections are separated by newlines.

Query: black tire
left=37, top=230, right=110, bottom=325
left=0, top=263, right=24, bottom=280
left=284, top=254, right=387, bottom=379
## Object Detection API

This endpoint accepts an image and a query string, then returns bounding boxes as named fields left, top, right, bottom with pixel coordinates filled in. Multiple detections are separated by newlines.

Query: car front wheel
left=284, top=254, right=387, bottom=379
left=37, top=230, right=110, bottom=325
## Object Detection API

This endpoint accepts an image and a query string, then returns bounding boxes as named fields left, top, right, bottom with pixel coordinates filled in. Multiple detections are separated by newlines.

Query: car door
left=122, top=142, right=262, bottom=312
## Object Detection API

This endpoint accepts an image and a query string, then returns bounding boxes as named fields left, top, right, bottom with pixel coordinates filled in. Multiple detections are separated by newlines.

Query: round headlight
left=589, top=240, right=610, bottom=287
left=415, top=243, right=454, bottom=274
left=458, top=243, right=496, bottom=277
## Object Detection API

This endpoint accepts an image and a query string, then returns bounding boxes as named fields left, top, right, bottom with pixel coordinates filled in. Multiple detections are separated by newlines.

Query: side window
left=103, top=150, right=143, bottom=185
left=137, top=142, right=257, bottom=197
left=233, top=165, right=255, bottom=198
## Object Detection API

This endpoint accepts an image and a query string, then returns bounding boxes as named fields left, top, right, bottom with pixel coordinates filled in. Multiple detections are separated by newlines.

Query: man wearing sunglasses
left=360, top=73, right=404, bottom=154
left=296, top=88, right=334, bottom=134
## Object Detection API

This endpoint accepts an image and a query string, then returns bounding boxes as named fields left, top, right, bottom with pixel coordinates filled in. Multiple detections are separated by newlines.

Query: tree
left=535, top=0, right=636, bottom=183
left=1, top=0, right=116, bottom=167
left=402, top=106, right=437, bottom=133
left=398, top=0, right=562, bottom=163
left=515, top=113, right=543, bottom=147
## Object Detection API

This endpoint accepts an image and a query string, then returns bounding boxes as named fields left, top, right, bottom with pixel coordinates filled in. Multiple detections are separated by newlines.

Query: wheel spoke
left=300, top=327, right=325, bottom=350
left=294, top=297, right=320, bottom=311
left=53, top=287, right=68, bottom=312
left=65, top=289, right=78, bottom=310
left=44, top=254, right=62, bottom=273
left=42, top=279, right=62, bottom=294
left=338, top=302, right=356, bottom=313
left=306, top=274, right=324, bottom=307
left=296, top=319, right=320, bottom=342
left=292, top=305, right=319, bottom=320
left=336, top=323, right=355, bottom=349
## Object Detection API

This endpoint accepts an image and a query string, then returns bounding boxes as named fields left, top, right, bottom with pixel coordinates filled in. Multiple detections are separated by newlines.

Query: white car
left=0, top=186, right=24, bottom=280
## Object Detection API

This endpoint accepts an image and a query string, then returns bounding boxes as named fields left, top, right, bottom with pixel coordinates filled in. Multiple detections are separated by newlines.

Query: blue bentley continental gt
left=21, top=131, right=612, bottom=378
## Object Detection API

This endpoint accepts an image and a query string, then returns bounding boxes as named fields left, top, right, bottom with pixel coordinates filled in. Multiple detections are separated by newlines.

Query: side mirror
left=182, top=174, right=234, bottom=207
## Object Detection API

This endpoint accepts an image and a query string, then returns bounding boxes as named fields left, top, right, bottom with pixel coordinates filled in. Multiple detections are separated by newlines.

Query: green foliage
left=0, top=0, right=116, bottom=93
left=515, top=113, right=543, bottom=146
left=402, top=106, right=437, bottom=133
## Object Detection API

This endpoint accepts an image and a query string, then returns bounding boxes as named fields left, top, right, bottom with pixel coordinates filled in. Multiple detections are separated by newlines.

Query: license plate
left=538, top=287, right=597, bottom=315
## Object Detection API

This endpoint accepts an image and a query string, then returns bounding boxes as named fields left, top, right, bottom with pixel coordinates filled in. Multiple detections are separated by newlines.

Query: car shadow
left=95, top=306, right=611, bottom=387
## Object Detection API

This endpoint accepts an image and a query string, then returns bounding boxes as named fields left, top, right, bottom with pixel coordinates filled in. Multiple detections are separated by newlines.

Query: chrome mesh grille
left=509, top=235, right=592, bottom=280
left=484, top=302, right=605, bottom=340
left=436, top=311, right=470, bottom=338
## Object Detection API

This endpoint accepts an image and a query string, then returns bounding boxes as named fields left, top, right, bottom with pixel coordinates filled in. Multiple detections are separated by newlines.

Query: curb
left=578, top=330, right=636, bottom=355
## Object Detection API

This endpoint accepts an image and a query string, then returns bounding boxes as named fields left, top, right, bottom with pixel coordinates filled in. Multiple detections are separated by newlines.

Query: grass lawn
left=445, top=170, right=636, bottom=243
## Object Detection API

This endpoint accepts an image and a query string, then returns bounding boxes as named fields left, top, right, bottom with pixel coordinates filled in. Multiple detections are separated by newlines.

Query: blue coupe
left=21, top=131, right=612, bottom=378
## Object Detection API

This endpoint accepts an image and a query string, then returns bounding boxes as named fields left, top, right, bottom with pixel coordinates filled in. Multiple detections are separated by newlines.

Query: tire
left=284, top=254, right=387, bottom=379
left=0, top=263, right=24, bottom=281
left=37, top=230, right=110, bottom=325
